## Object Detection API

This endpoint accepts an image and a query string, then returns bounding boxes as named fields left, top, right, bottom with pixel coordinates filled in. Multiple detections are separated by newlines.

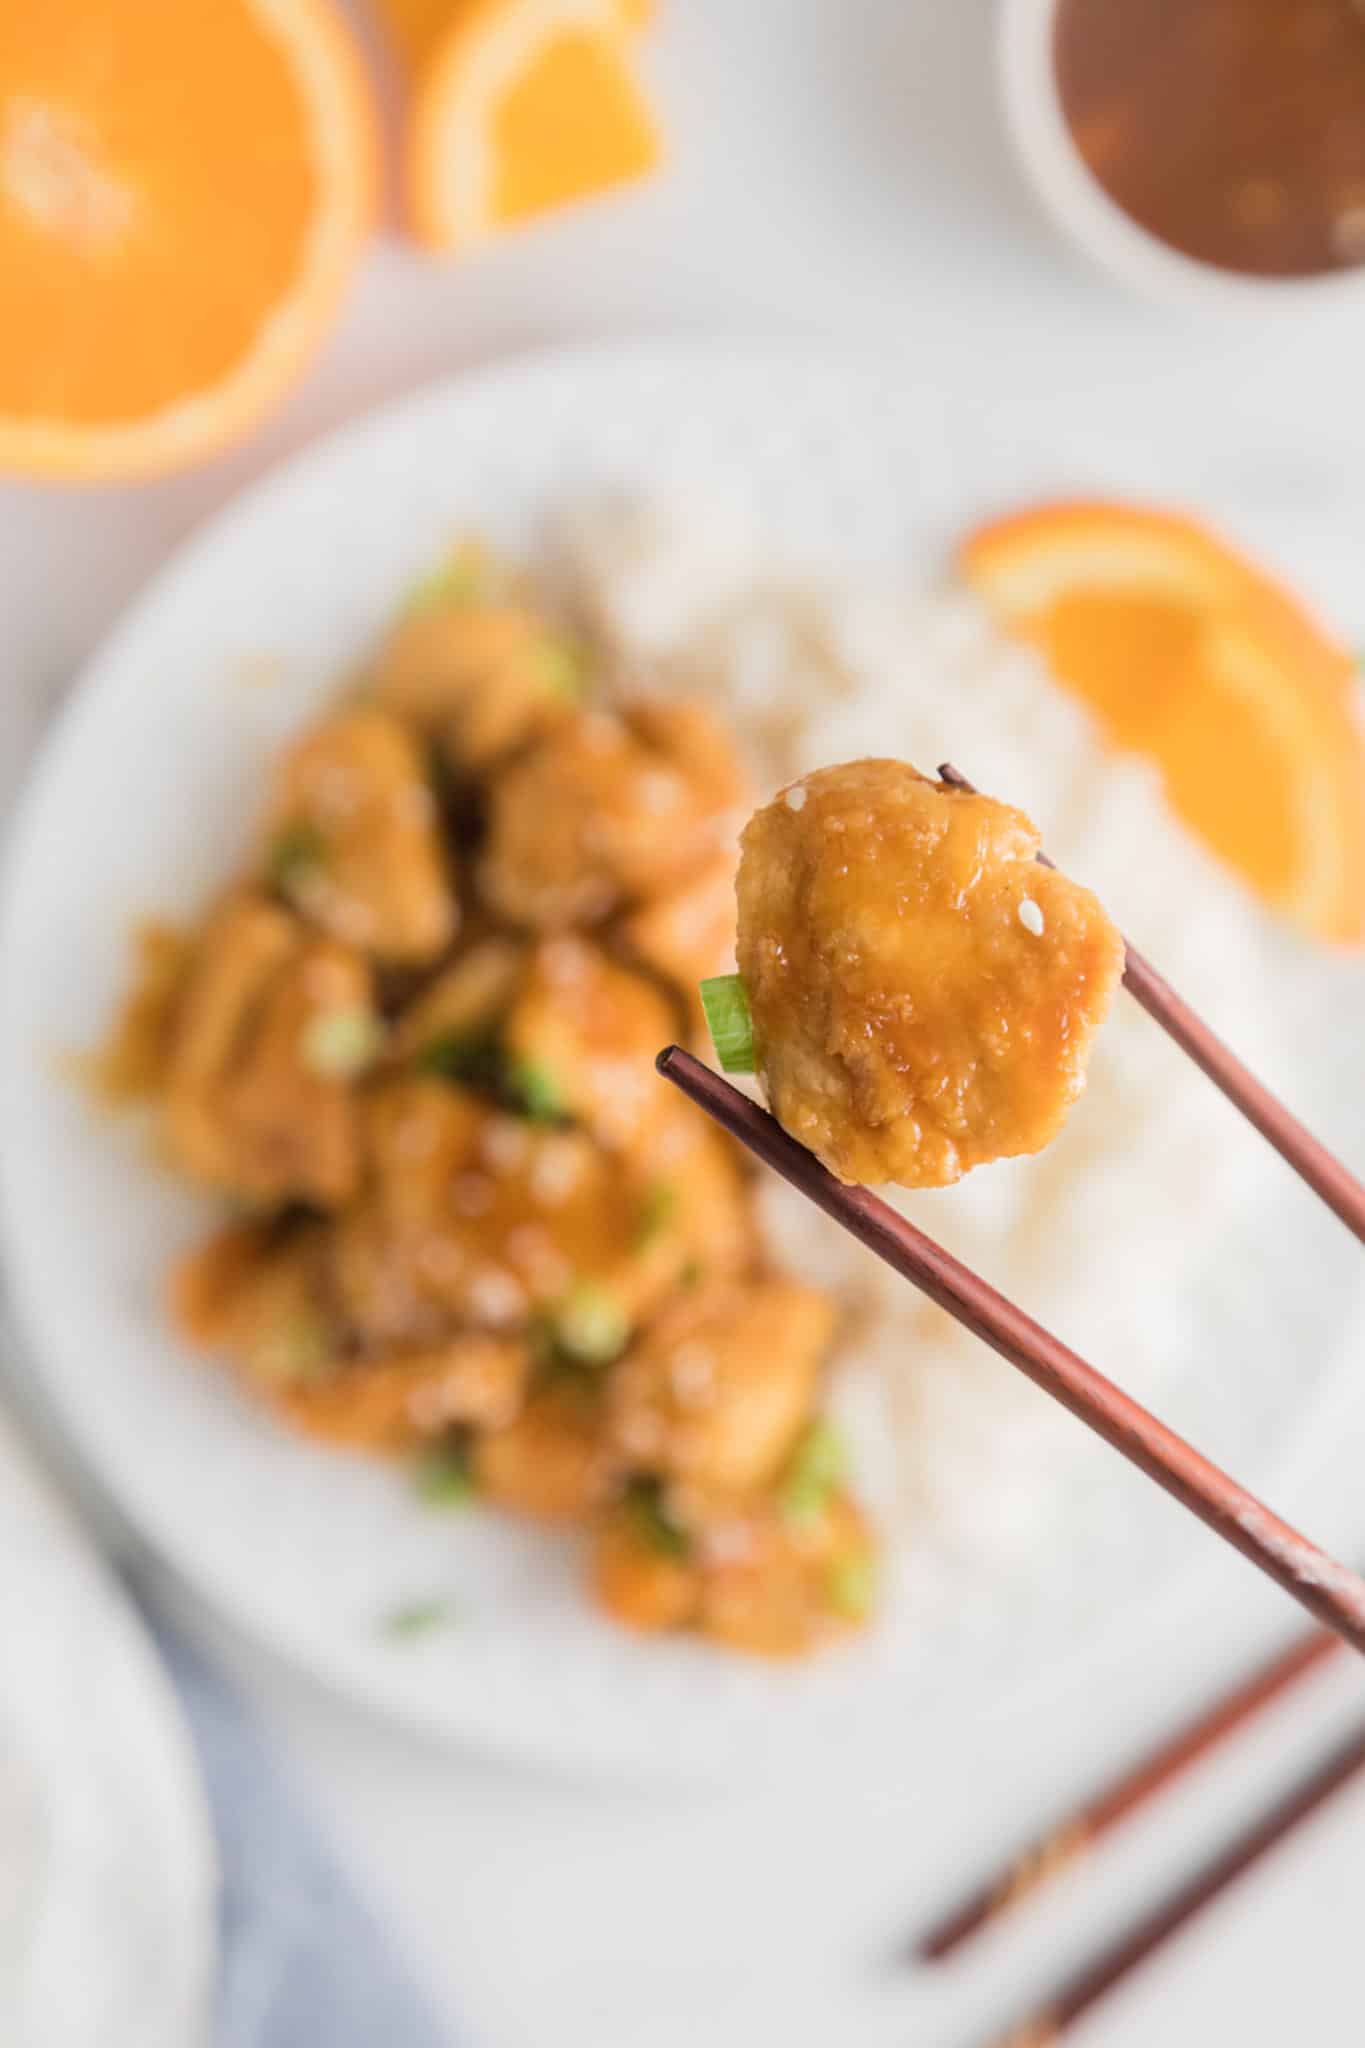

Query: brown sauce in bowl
left=1054, top=0, right=1365, bottom=278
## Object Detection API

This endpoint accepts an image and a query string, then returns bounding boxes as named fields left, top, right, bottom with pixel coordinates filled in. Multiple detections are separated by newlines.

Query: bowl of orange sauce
left=1000, top=0, right=1365, bottom=310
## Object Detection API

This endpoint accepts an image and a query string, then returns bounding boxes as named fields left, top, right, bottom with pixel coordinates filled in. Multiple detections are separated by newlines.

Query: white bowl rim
left=997, top=0, right=1365, bottom=315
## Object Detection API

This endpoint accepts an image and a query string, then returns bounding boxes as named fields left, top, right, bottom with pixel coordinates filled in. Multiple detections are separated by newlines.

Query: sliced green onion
left=382, top=1597, right=455, bottom=1639
left=623, top=1477, right=691, bottom=1560
left=249, top=1311, right=332, bottom=1388
left=778, top=1418, right=846, bottom=1526
left=533, top=635, right=589, bottom=701
left=634, top=1181, right=677, bottom=1249
left=554, top=1283, right=628, bottom=1367
left=267, top=820, right=327, bottom=895
left=302, top=1006, right=383, bottom=1080
left=416, top=1032, right=501, bottom=1090
left=413, top=1442, right=476, bottom=1509
left=825, top=1548, right=876, bottom=1621
left=699, top=974, right=755, bottom=1075
left=402, top=539, right=487, bottom=617
left=504, top=1055, right=568, bottom=1124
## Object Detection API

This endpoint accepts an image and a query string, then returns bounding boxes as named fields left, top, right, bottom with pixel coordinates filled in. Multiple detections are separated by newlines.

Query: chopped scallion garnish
left=249, top=1310, right=331, bottom=1388
left=382, top=1597, right=455, bottom=1639
left=413, top=1442, right=476, bottom=1509
left=533, top=635, right=589, bottom=701
left=267, top=820, right=327, bottom=895
left=402, top=539, right=487, bottom=617
left=302, top=1006, right=382, bottom=1079
left=504, top=1055, right=567, bottom=1124
left=623, top=1477, right=690, bottom=1560
left=778, top=1417, right=846, bottom=1526
left=699, top=974, right=755, bottom=1075
left=554, top=1283, right=628, bottom=1366
left=634, top=1181, right=677, bottom=1248
left=416, top=1032, right=501, bottom=1090
left=825, top=1549, right=876, bottom=1621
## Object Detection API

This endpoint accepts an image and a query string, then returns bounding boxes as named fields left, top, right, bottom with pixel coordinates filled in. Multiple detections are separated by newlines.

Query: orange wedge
left=960, top=501, right=1365, bottom=943
left=406, top=0, right=661, bottom=252
left=0, top=0, right=375, bottom=481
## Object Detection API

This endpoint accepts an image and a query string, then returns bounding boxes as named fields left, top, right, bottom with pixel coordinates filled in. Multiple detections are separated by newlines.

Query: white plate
left=3, top=341, right=1364, bottom=1777
left=0, top=1403, right=214, bottom=2048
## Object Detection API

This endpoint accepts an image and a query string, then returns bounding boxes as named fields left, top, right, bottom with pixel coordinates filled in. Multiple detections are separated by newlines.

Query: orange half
left=0, top=0, right=376, bottom=481
left=960, top=501, right=1365, bottom=943
left=406, top=0, right=661, bottom=252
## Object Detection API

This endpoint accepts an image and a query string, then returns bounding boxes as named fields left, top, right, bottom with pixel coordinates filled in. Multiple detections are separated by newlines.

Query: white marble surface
left=7, top=2, right=1365, bottom=2042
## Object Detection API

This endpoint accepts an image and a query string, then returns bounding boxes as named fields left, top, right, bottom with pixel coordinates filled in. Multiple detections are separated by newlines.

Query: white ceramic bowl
left=998, top=0, right=1365, bottom=316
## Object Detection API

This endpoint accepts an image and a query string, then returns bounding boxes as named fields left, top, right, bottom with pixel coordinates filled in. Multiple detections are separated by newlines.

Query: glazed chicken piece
left=170, top=1170, right=530, bottom=1449
left=393, top=935, right=679, bottom=1152
left=275, top=1334, right=530, bottom=1450
left=501, top=937, right=678, bottom=1151
left=369, top=598, right=580, bottom=773
left=479, top=699, right=747, bottom=929
left=693, top=1487, right=874, bottom=1657
left=163, top=894, right=374, bottom=1206
left=333, top=1082, right=755, bottom=1356
left=735, top=759, right=1126, bottom=1188
left=387, top=938, right=525, bottom=1065
left=590, top=1479, right=874, bottom=1656
left=607, top=1279, right=833, bottom=1492
left=617, top=853, right=738, bottom=1051
left=188, top=1224, right=343, bottom=1397
left=101, top=527, right=893, bottom=1664
left=474, top=1382, right=618, bottom=1520
left=264, top=708, right=456, bottom=962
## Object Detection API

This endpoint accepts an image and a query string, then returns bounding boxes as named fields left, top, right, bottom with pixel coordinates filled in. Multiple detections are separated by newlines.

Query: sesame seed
left=699, top=1517, right=756, bottom=1567
left=669, top=1343, right=715, bottom=1408
left=784, top=783, right=807, bottom=812
left=466, top=1266, right=526, bottom=1327
left=530, top=1140, right=585, bottom=1206
left=1018, top=897, right=1045, bottom=937
left=619, top=1413, right=665, bottom=1461
left=480, top=1118, right=530, bottom=1174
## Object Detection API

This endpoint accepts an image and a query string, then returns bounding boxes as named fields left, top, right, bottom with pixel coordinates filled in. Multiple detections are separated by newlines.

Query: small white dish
left=998, top=0, right=1365, bottom=316
left=0, top=1399, right=214, bottom=2048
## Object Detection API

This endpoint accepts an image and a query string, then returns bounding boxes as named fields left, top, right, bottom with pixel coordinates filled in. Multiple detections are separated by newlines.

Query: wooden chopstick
left=937, top=763, right=1365, bottom=1248
left=655, top=1047, right=1365, bottom=1655
left=978, top=1718, right=1365, bottom=2047
left=917, top=1622, right=1339, bottom=1959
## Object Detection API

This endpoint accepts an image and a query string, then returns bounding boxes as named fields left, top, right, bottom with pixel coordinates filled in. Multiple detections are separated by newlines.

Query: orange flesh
left=1019, top=594, right=1303, bottom=899
left=1032, top=592, right=1201, bottom=749
left=960, top=503, right=1365, bottom=941
left=490, top=28, right=659, bottom=224
left=0, top=3, right=317, bottom=426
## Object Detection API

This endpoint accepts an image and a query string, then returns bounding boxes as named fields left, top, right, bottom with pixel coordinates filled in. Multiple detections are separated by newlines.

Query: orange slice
left=0, top=0, right=376, bottom=481
left=406, top=0, right=661, bottom=252
left=379, top=0, right=651, bottom=71
left=960, top=501, right=1365, bottom=943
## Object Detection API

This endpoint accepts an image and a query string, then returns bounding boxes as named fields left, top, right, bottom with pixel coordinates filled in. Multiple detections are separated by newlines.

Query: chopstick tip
left=656, top=1044, right=685, bottom=1079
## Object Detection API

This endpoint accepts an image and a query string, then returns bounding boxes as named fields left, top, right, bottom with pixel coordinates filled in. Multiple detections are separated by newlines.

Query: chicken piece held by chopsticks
left=704, top=759, right=1125, bottom=1189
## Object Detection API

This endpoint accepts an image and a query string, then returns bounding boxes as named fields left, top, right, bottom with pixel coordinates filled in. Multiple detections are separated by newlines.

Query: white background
left=7, top=2, right=1365, bottom=2042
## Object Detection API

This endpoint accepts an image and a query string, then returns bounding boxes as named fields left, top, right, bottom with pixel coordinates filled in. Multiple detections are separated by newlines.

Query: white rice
left=557, top=492, right=1280, bottom=1601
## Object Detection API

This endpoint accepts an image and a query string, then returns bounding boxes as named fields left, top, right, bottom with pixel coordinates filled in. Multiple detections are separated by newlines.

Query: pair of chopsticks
left=915, top=1612, right=1364, bottom=2044
left=658, top=762, right=1365, bottom=1652
left=656, top=760, right=1365, bottom=2039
